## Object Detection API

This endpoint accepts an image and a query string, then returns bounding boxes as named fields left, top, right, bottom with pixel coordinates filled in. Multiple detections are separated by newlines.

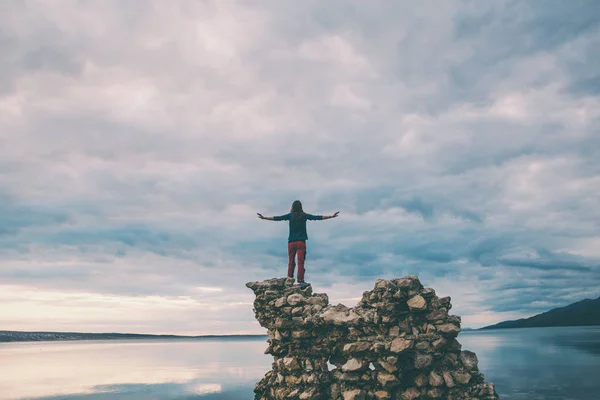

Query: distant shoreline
left=3, top=325, right=599, bottom=343
left=0, top=330, right=268, bottom=343
left=479, top=296, right=600, bottom=330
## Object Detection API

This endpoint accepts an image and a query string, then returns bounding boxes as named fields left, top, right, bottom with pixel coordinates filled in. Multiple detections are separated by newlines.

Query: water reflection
left=460, top=326, right=600, bottom=400
left=2, top=327, right=600, bottom=400
left=0, top=338, right=270, bottom=400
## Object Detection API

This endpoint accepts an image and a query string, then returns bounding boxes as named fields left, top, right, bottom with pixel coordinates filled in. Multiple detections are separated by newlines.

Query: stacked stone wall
left=247, top=276, right=500, bottom=400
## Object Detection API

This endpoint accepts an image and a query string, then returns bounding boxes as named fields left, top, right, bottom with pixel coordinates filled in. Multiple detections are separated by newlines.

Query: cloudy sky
left=1, top=0, right=599, bottom=334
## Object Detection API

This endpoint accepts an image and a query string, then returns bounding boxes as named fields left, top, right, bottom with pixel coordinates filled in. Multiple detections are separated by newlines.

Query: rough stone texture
left=460, top=350, right=479, bottom=371
left=247, top=276, right=501, bottom=400
left=390, top=338, right=412, bottom=353
left=407, top=295, right=427, bottom=311
left=343, top=358, right=367, bottom=372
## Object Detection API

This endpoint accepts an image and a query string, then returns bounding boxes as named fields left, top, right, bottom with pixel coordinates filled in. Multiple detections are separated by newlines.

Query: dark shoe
left=297, top=281, right=311, bottom=289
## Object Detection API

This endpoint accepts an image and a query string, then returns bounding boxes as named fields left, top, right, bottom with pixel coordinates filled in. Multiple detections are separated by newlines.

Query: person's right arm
left=257, top=213, right=291, bottom=221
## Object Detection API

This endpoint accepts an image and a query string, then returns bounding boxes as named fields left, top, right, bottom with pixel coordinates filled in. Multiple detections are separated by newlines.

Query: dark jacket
left=273, top=212, right=323, bottom=242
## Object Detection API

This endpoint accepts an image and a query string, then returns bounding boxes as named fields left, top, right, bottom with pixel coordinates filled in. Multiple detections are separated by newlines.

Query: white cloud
left=0, top=0, right=599, bottom=333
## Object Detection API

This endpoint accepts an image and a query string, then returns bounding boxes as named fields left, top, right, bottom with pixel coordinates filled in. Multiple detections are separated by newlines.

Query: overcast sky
left=1, top=0, right=599, bottom=334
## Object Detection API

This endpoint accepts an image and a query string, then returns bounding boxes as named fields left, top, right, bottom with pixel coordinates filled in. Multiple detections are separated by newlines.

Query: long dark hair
left=291, top=200, right=303, bottom=220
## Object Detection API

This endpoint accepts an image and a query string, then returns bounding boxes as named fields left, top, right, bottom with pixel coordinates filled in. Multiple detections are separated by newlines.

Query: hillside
left=481, top=296, right=600, bottom=330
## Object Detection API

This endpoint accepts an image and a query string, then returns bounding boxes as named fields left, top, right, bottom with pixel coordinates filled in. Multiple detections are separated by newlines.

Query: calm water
left=1, top=326, right=599, bottom=399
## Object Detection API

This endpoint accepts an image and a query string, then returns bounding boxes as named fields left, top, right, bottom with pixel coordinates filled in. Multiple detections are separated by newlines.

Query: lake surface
left=1, top=326, right=599, bottom=399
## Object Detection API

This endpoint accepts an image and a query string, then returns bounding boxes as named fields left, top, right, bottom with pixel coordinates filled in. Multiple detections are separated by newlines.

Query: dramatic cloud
left=1, top=0, right=599, bottom=333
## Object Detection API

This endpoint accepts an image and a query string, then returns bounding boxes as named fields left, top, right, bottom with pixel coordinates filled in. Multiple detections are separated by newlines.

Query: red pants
left=287, top=241, right=306, bottom=282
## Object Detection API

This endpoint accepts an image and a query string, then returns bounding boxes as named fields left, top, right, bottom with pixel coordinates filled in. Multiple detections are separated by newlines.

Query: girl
left=257, top=200, right=339, bottom=287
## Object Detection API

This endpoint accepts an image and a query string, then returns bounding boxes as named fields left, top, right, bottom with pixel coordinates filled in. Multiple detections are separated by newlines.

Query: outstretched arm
left=257, top=213, right=274, bottom=221
left=306, top=211, right=340, bottom=220
left=257, top=213, right=291, bottom=221
left=322, top=211, right=340, bottom=220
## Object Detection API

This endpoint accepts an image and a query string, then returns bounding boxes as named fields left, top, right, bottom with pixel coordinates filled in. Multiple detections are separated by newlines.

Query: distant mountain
left=0, top=330, right=266, bottom=343
left=480, top=296, right=600, bottom=330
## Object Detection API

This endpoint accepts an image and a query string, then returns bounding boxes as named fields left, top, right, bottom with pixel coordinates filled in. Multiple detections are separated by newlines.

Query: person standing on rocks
left=257, top=200, right=339, bottom=287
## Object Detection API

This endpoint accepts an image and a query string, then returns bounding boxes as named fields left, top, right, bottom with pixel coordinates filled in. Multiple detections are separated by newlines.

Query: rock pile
left=246, top=276, right=500, bottom=400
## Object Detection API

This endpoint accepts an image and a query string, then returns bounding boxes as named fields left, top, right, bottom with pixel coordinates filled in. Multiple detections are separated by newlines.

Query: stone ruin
left=246, top=276, right=500, bottom=400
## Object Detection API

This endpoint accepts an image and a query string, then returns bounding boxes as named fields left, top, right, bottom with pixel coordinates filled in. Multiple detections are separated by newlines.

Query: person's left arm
left=306, top=211, right=340, bottom=220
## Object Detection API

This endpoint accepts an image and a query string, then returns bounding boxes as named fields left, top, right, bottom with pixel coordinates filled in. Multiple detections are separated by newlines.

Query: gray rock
left=375, top=279, right=391, bottom=289
left=479, top=382, right=497, bottom=396
left=247, top=276, right=500, bottom=400
left=460, top=350, right=479, bottom=371
left=443, top=371, right=455, bottom=388
left=453, top=370, right=472, bottom=384
left=414, top=352, right=433, bottom=369
left=390, top=338, right=413, bottom=353
left=321, top=306, right=360, bottom=325
left=378, top=359, right=398, bottom=373
left=342, top=358, right=366, bottom=372
left=414, top=373, right=428, bottom=387
left=287, top=293, right=306, bottom=306
left=429, top=371, right=444, bottom=386
left=400, top=387, right=421, bottom=400
left=426, top=308, right=448, bottom=321
left=343, top=341, right=371, bottom=353
left=437, top=323, right=461, bottom=335
left=274, top=297, right=287, bottom=308
left=377, top=371, right=398, bottom=387
left=432, top=337, right=447, bottom=350
left=283, top=356, right=299, bottom=370
left=374, top=390, right=391, bottom=399
left=407, top=295, right=427, bottom=311
left=306, top=295, right=328, bottom=307
left=343, top=389, right=366, bottom=400
left=427, top=387, right=444, bottom=398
